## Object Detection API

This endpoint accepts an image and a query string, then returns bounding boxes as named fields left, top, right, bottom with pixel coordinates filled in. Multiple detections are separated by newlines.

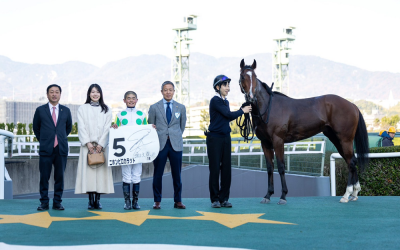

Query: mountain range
left=1, top=53, right=399, bottom=105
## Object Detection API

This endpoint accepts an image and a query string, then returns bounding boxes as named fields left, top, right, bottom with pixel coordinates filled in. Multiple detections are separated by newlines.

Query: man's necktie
left=166, top=102, right=172, bottom=124
left=52, top=107, right=58, bottom=148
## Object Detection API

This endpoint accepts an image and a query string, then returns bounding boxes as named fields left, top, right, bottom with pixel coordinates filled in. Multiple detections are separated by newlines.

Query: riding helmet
left=213, top=75, right=231, bottom=90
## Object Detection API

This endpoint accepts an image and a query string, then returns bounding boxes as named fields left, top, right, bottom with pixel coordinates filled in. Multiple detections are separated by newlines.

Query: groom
left=33, top=84, right=72, bottom=211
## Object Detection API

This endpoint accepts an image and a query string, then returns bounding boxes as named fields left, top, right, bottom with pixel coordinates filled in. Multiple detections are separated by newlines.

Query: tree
left=0, top=123, right=5, bottom=130
left=6, top=123, right=15, bottom=133
left=390, top=115, right=400, bottom=127
left=28, top=123, right=37, bottom=142
left=16, top=123, right=24, bottom=135
left=71, top=122, right=78, bottom=134
left=381, top=115, right=400, bottom=129
left=373, top=118, right=380, bottom=127
left=200, top=109, right=210, bottom=131
left=381, top=116, right=391, bottom=129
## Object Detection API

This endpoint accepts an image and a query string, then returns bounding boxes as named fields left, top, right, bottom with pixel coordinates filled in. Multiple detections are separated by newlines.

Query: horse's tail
left=354, top=111, right=369, bottom=172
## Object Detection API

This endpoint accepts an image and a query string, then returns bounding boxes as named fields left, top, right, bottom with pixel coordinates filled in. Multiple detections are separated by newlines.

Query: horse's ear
left=240, top=59, right=245, bottom=69
left=251, top=59, right=257, bottom=69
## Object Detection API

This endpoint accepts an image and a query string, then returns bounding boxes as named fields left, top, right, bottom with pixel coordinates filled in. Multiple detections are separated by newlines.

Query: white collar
left=214, top=93, right=227, bottom=101
left=48, top=102, right=59, bottom=109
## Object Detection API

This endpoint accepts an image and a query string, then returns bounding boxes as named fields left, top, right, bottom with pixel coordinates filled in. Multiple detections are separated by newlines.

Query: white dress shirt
left=48, top=102, right=60, bottom=121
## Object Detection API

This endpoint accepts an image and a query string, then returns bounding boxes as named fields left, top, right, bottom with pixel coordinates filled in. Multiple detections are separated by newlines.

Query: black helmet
left=213, top=75, right=231, bottom=90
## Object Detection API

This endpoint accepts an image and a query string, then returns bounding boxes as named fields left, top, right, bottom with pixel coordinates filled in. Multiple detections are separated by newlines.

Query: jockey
left=112, top=91, right=148, bottom=210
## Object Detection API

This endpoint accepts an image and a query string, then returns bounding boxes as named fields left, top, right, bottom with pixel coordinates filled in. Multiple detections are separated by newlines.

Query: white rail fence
left=183, top=140, right=326, bottom=174
left=1, top=130, right=14, bottom=200
left=7, top=136, right=326, bottom=174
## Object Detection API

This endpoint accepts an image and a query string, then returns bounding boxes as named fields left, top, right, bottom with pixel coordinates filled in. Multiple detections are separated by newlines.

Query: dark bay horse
left=239, top=59, right=369, bottom=204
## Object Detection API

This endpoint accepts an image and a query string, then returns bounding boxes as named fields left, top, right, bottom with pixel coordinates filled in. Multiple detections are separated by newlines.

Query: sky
left=1, top=0, right=399, bottom=73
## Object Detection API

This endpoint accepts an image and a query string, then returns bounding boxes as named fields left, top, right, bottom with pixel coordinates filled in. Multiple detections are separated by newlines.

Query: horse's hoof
left=260, top=198, right=270, bottom=204
left=340, top=197, right=349, bottom=203
left=277, top=199, right=287, bottom=205
left=349, top=196, right=358, bottom=201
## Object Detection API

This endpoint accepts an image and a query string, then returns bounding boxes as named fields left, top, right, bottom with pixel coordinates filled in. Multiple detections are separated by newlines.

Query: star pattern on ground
left=0, top=212, right=80, bottom=228
left=180, top=211, right=295, bottom=228
left=0, top=211, right=295, bottom=229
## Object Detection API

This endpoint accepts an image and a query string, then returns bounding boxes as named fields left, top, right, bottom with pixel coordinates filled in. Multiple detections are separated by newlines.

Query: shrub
left=331, top=146, right=400, bottom=196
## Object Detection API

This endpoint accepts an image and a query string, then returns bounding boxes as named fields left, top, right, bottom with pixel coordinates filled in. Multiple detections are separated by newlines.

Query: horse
left=239, top=59, right=369, bottom=204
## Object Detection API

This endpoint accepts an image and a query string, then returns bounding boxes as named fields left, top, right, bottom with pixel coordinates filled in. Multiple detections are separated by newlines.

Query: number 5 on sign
left=108, top=125, right=160, bottom=167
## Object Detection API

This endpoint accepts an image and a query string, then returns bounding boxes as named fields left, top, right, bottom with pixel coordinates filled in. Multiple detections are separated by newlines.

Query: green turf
left=0, top=197, right=399, bottom=249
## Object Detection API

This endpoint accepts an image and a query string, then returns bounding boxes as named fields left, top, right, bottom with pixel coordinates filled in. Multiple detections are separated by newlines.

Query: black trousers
left=206, top=135, right=231, bottom=203
left=39, top=145, right=67, bottom=204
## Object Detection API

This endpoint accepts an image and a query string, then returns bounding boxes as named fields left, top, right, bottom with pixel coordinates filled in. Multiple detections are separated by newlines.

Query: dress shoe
left=52, top=204, right=65, bottom=210
left=153, top=202, right=161, bottom=209
left=37, top=203, right=49, bottom=211
left=211, top=201, right=221, bottom=208
left=174, top=202, right=186, bottom=209
left=221, top=201, right=232, bottom=208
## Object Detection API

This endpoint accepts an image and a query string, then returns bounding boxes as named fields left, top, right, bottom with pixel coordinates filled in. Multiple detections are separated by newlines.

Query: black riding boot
left=132, top=183, right=140, bottom=210
left=123, top=182, right=131, bottom=210
left=88, top=192, right=95, bottom=210
left=94, top=193, right=102, bottom=209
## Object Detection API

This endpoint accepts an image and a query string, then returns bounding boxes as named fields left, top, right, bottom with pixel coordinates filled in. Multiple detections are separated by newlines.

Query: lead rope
left=236, top=102, right=255, bottom=142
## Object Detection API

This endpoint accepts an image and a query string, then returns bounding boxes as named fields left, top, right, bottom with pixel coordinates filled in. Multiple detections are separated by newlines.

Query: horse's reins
left=252, top=79, right=274, bottom=125
left=237, top=69, right=274, bottom=141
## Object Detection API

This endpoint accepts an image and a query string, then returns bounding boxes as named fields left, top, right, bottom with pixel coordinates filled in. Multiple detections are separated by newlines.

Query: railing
left=6, top=135, right=80, bottom=158
left=183, top=140, right=326, bottom=176
left=7, top=135, right=327, bottom=176
left=1, top=130, right=15, bottom=200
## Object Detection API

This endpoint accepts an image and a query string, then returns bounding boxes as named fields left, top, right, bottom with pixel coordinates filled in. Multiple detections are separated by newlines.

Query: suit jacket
left=148, top=99, right=186, bottom=151
left=33, top=103, right=72, bottom=156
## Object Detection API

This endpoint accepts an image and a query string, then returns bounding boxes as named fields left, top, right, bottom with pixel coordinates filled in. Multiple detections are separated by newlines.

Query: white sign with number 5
left=108, top=125, right=159, bottom=167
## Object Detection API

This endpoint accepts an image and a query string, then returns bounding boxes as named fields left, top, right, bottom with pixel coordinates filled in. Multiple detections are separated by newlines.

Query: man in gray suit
left=148, top=81, right=187, bottom=209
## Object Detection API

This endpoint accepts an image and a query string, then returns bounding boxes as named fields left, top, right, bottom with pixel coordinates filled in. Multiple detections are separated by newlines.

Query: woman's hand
left=241, top=105, right=252, bottom=114
left=87, top=142, right=95, bottom=154
left=96, top=144, right=103, bottom=153
left=152, top=124, right=156, bottom=130
left=111, top=124, right=118, bottom=129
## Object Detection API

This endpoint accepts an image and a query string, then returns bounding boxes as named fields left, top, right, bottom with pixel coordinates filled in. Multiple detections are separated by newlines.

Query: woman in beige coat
left=75, top=83, right=114, bottom=209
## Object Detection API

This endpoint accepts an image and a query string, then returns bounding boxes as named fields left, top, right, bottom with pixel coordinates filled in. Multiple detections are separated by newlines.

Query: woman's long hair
left=85, top=83, right=109, bottom=113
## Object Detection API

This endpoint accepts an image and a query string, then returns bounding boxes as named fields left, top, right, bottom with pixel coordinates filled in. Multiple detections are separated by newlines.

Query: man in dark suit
left=33, top=84, right=72, bottom=211
left=148, top=81, right=187, bottom=209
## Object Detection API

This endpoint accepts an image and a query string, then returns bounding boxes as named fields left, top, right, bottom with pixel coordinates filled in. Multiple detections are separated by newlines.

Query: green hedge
left=333, top=146, right=400, bottom=196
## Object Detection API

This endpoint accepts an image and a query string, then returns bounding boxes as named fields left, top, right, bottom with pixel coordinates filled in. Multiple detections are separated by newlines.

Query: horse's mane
left=242, top=65, right=289, bottom=98
left=258, top=78, right=288, bottom=97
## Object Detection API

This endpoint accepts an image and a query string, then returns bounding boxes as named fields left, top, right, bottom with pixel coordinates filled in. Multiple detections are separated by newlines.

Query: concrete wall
left=6, top=158, right=175, bottom=195
left=137, top=165, right=331, bottom=199
left=13, top=164, right=331, bottom=200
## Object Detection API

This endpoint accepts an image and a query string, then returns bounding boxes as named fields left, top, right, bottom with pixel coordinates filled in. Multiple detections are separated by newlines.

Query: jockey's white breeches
left=121, top=163, right=142, bottom=184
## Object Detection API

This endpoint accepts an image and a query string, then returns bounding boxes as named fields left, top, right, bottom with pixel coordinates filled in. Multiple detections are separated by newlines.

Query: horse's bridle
left=239, top=68, right=274, bottom=124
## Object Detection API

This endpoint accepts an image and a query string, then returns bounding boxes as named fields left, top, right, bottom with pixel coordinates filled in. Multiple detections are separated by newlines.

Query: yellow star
left=81, top=210, right=176, bottom=226
left=178, top=211, right=296, bottom=228
left=0, top=212, right=80, bottom=228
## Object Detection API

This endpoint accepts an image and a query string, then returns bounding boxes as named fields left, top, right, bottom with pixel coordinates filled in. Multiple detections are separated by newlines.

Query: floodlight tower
left=172, top=15, right=197, bottom=134
left=272, top=26, right=296, bottom=95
